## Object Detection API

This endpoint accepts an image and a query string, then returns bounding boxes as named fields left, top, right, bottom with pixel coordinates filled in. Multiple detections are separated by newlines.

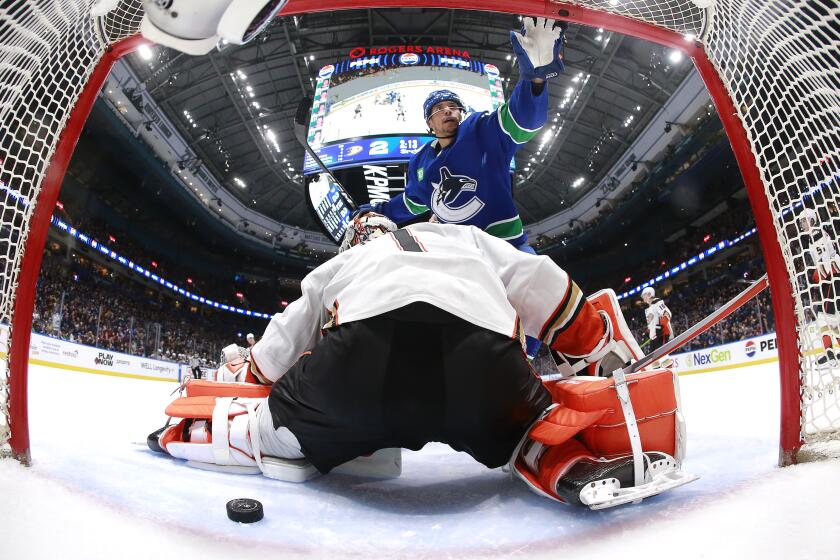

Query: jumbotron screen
left=304, top=52, right=505, bottom=244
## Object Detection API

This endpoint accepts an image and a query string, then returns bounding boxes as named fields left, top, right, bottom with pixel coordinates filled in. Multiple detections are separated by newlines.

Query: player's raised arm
left=480, top=17, right=566, bottom=152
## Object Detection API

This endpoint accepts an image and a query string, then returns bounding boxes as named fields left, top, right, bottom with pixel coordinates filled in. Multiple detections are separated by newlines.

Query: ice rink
left=2, top=361, right=840, bottom=559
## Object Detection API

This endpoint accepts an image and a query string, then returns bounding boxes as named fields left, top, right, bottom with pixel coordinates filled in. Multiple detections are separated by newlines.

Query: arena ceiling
left=123, top=8, right=695, bottom=231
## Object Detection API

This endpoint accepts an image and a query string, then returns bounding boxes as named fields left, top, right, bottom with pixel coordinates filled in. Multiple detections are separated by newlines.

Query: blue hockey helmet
left=423, top=90, right=465, bottom=121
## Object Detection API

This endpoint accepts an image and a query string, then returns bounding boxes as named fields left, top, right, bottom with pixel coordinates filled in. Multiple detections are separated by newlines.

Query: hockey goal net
left=0, top=0, right=838, bottom=465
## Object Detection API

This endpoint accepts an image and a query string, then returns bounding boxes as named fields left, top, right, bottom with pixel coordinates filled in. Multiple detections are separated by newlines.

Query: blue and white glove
left=510, top=17, right=566, bottom=81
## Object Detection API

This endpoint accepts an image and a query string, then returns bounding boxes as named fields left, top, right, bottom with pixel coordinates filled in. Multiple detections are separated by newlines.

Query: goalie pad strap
left=213, top=397, right=234, bottom=464
left=611, top=368, right=644, bottom=488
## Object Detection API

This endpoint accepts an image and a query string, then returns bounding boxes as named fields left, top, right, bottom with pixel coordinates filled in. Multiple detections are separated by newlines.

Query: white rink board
left=672, top=332, right=780, bottom=374
left=0, top=324, right=181, bottom=382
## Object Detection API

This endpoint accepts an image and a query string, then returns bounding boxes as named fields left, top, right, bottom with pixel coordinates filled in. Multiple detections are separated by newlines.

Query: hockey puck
left=226, top=498, right=264, bottom=523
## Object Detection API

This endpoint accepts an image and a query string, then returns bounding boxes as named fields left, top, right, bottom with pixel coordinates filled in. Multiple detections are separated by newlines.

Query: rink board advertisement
left=0, top=325, right=181, bottom=382
left=672, top=333, right=780, bottom=374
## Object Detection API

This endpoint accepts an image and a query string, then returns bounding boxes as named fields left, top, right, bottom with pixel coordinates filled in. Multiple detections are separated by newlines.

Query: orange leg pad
left=551, top=369, right=679, bottom=458
left=185, top=379, right=272, bottom=399
left=165, top=396, right=232, bottom=419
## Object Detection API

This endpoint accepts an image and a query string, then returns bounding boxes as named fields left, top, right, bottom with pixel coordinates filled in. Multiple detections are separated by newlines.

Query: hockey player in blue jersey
left=357, top=17, right=566, bottom=253
left=357, top=16, right=566, bottom=358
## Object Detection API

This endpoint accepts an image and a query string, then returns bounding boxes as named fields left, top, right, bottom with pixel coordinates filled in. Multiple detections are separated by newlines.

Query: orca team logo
left=400, top=53, right=420, bottom=65
left=744, top=340, right=756, bottom=358
left=431, top=167, right=484, bottom=223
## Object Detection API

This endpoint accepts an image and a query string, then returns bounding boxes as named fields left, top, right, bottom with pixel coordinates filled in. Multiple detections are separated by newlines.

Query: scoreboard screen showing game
left=303, top=52, right=505, bottom=244
left=303, top=56, right=505, bottom=173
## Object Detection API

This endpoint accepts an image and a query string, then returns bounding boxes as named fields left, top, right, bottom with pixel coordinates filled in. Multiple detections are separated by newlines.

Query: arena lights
left=0, top=179, right=30, bottom=207
left=137, top=44, right=153, bottom=61
left=50, top=216, right=273, bottom=320
left=616, top=227, right=759, bottom=300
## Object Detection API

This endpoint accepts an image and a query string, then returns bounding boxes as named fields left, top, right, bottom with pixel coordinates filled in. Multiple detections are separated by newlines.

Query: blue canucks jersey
left=378, top=80, right=548, bottom=246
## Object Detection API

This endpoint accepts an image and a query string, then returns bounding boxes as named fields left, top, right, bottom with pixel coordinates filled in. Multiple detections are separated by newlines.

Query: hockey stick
left=293, top=97, right=357, bottom=210
left=624, top=273, right=769, bottom=375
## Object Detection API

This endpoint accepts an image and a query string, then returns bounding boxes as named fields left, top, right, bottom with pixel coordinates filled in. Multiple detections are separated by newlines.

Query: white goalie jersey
left=250, top=223, right=577, bottom=383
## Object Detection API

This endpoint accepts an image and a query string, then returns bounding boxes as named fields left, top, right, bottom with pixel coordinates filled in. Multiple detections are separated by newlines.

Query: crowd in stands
left=42, top=169, right=777, bottom=373
left=34, top=247, right=266, bottom=367
left=530, top=252, right=773, bottom=376
left=56, top=212, right=298, bottom=313
left=624, top=254, right=774, bottom=352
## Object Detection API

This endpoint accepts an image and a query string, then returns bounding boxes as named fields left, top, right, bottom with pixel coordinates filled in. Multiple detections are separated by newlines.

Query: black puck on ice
left=226, top=498, right=264, bottom=523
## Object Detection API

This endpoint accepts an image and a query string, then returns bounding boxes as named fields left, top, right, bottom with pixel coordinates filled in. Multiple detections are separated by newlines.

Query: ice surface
left=1, top=362, right=839, bottom=559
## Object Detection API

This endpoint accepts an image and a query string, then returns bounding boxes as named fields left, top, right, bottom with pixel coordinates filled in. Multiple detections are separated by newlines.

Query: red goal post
left=1, top=0, right=836, bottom=466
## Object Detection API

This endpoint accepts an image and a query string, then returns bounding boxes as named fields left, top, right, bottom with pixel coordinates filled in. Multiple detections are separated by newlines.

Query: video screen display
left=304, top=58, right=505, bottom=173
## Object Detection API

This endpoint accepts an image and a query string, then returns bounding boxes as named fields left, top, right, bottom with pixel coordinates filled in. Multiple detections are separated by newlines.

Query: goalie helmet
left=641, top=286, right=655, bottom=303
left=339, top=213, right=397, bottom=253
left=799, top=208, right=818, bottom=232
left=140, top=0, right=287, bottom=56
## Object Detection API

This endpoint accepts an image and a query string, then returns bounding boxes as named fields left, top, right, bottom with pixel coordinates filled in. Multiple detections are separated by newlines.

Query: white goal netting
left=0, top=0, right=838, bottom=463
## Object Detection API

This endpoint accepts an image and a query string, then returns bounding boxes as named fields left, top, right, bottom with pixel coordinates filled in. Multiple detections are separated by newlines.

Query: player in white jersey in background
left=801, top=208, right=840, bottom=366
left=642, top=286, right=675, bottom=368
left=150, top=214, right=695, bottom=508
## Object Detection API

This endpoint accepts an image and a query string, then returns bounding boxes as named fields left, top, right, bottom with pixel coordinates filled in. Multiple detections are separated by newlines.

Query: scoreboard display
left=304, top=52, right=506, bottom=244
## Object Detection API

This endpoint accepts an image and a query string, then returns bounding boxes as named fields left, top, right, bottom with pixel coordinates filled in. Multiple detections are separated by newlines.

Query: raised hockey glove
left=510, top=17, right=566, bottom=81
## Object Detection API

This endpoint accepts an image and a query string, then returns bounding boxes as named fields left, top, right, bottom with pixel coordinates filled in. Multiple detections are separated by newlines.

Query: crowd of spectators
left=33, top=247, right=266, bottom=367
left=54, top=211, right=300, bottom=313
left=531, top=116, right=726, bottom=253
left=531, top=253, right=773, bottom=376
left=624, top=255, right=773, bottom=352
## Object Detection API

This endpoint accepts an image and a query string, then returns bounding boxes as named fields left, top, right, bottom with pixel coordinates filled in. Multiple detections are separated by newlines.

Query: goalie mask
left=140, top=0, right=287, bottom=56
left=339, top=213, right=398, bottom=253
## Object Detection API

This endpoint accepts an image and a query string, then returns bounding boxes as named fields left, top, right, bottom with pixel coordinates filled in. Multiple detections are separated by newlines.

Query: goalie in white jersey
left=801, top=208, right=840, bottom=365
left=150, top=215, right=696, bottom=508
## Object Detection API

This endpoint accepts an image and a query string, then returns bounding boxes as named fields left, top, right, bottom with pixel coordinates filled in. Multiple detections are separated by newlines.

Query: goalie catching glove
left=510, top=17, right=567, bottom=81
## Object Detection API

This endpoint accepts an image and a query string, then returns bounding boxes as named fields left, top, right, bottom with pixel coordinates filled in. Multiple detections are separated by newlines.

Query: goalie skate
left=560, top=452, right=699, bottom=510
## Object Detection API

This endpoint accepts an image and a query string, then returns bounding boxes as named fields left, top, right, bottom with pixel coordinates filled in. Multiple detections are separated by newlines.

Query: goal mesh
left=0, top=0, right=144, bottom=459
left=0, top=0, right=838, bottom=462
